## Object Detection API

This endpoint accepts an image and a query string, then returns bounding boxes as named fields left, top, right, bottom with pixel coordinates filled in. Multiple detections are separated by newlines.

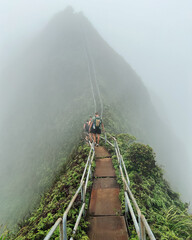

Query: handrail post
left=139, top=215, right=146, bottom=240
left=139, top=215, right=142, bottom=240
left=88, top=156, right=93, bottom=180
left=88, top=156, right=91, bottom=164
left=140, top=215, right=146, bottom=240
left=63, top=214, right=67, bottom=240
left=59, top=220, right=64, bottom=240
left=81, top=182, right=85, bottom=216
left=89, top=166, right=93, bottom=180
left=81, top=182, right=85, bottom=203
left=124, top=192, right=128, bottom=218
left=114, top=139, right=117, bottom=149
left=114, top=140, right=119, bottom=163
left=120, top=155, right=123, bottom=169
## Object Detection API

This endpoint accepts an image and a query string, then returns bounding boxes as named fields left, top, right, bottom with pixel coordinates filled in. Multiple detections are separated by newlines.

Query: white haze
left=0, top=0, right=191, bottom=204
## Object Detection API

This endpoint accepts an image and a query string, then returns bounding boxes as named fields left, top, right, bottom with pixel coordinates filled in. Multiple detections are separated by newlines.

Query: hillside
left=2, top=135, right=192, bottom=240
left=0, top=6, right=190, bottom=232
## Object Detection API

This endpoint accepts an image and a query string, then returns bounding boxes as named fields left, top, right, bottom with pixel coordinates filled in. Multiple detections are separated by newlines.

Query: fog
left=0, top=0, right=191, bottom=227
left=1, top=0, right=191, bottom=150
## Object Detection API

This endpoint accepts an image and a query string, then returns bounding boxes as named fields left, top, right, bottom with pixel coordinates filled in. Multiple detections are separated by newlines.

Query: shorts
left=90, top=126, right=94, bottom=134
left=92, top=127, right=101, bottom=135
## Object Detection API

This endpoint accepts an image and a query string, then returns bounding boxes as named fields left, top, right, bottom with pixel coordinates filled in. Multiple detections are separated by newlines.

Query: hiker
left=89, top=112, right=104, bottom=146
left=88, top=116, right=94, bottom=142
left=83, top=120, right=89, bottom=141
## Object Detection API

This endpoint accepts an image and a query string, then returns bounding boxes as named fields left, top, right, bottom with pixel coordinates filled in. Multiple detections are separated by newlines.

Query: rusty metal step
left=88, top=216, right=129, bottom=240
left=89, top=188, right=121, bottom=216
left=94, top=158, right=115, bottom=177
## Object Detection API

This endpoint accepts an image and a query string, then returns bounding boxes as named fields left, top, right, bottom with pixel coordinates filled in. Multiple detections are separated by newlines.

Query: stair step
left=94, top=146, right=111, bottom=158
left=89, top=188, right=121, bottom=216
left=88, top=216, right=128, bottom=240
left=94, top=158, right=115, bottom=177
left=93, top=178, right=119, bottom=189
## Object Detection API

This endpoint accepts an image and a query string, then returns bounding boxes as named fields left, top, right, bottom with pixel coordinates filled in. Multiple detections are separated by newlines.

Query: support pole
left=139, top=215, right=146, bottom=240
left=59, top=220, right=64, bottom=240
left=63, top=214, right=67, bottom=240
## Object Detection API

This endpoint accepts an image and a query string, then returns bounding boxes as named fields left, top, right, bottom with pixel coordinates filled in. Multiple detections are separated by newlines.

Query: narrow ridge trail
left=88, top=146, right=129, bottom=240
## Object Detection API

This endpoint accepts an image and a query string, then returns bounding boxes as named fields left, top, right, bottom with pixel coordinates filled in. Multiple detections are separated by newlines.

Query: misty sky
left=0, top=0, right=191, bottom=158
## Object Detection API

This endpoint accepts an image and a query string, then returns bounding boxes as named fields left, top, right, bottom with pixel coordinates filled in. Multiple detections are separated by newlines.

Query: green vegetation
left=1, top=142, right=91, bottom=240
left=109, top=133, right=192, bottom=240
left=2, top=131, right=192, bottom=240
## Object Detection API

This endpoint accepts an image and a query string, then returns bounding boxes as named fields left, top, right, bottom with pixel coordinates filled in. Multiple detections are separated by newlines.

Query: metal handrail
left=62, top=181, right=84, bottom=240
left=69, top=203, right=85, bottom=240
left=100, top=133, right=114, bottom=147
left=105, top=133, right=156, bottom=240
left=44, top=218, right=63, bottom=240
left=44, top=142, right=95, bottom=240
left=44, top=132, right=156, bottom=240
left=125, top=192, right=140, bottom=236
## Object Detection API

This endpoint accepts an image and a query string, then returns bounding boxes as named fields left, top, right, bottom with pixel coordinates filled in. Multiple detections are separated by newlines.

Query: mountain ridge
left=0, top=7, right=191, bottom=231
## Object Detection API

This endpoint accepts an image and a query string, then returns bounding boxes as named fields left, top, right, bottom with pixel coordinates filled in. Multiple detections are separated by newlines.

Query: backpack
left=94, top=117, right=101, bottom=128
